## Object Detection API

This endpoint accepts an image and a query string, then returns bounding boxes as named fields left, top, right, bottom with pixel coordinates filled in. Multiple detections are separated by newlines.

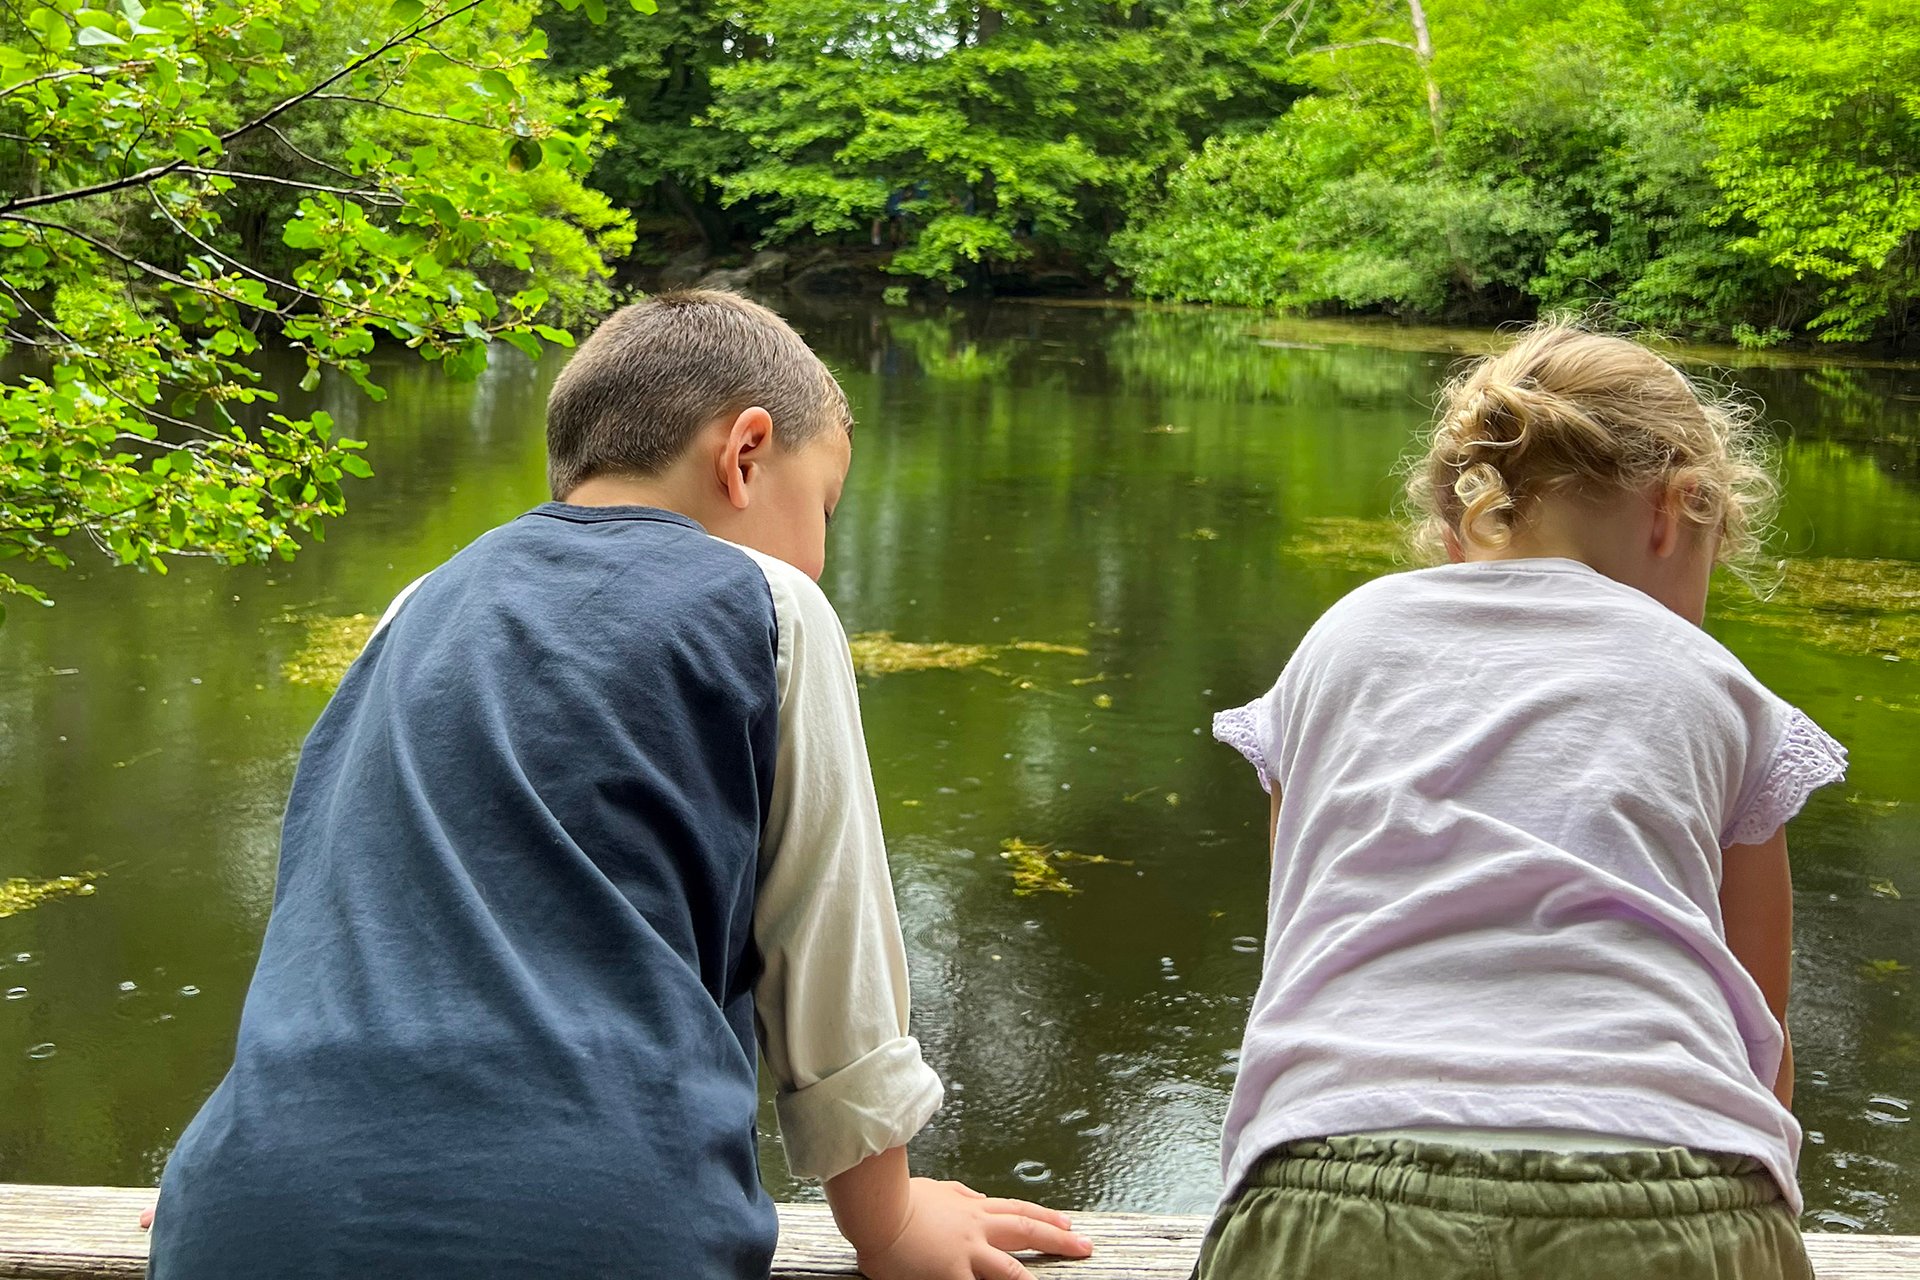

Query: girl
left=1205, top=324, right=1845, bottom=1278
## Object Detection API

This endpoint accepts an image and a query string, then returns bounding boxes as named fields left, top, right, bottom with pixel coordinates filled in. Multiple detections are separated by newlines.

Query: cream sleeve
left=734, top=545, right=945, bottom=1181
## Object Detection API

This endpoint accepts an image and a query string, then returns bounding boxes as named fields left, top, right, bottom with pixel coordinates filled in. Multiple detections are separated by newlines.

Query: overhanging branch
left=0, top=0, right=487, bottom=216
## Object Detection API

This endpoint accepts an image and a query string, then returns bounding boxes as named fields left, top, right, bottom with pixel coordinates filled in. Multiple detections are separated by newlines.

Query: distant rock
left=658, top=245, right=710, bottom=291
left=694, top=248, right=794, bottom=296
left=786, top=249, right=867, bottom=296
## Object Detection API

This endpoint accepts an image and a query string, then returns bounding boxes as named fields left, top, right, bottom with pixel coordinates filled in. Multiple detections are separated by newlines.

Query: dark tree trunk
left=660, top=176, right=731, bottom=254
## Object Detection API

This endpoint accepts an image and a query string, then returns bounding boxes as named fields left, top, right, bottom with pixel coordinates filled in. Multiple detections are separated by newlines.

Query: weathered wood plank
left=2, top=1183, right=1917, bottom=1278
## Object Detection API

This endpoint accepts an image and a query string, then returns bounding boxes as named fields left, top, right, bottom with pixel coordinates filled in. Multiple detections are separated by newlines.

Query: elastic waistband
left=1244, top=1136, right=1782, bottom=1219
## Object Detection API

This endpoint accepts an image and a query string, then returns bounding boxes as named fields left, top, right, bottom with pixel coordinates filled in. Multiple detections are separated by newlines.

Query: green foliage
left=1706, top=0, right=1920, bottom=341
left=700, top=0, right=1294, bottom=287
left=0, top=0, right=638, bottom=607
left=538, top=0, right=748, bottom=248
left=1113, top=0, right=1920, bottom=345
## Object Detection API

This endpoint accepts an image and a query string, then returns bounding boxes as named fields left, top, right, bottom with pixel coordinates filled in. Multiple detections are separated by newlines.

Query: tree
left=538, top=0, right=751, bottom=252
left=1112, top=0, right=1872, bottom=342
left=0, top=0, right=644, bottom=614
left=703, top=0, right=1295, bottom=288
left=1707, top=0, right=1920, bottom=342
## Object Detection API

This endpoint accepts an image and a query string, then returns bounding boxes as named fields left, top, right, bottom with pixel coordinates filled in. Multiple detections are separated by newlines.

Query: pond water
left=2, top=300, right=1918, bottom=1232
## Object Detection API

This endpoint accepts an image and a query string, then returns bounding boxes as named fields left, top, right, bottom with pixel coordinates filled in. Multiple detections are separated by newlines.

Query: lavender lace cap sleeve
left=1212, top=700, right=1273, bottom=795
left=1724, top=708, right=1848, bottom=848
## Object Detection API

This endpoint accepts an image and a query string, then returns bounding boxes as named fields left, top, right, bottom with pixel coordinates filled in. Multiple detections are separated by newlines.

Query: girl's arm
left=1720, top=825, right=1795, bottom=1108
left=1269, top=789, right=1282, bottom=858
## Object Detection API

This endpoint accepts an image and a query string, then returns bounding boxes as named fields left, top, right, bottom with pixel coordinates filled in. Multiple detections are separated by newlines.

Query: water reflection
left=2, top=301, right=1916, bottom=1232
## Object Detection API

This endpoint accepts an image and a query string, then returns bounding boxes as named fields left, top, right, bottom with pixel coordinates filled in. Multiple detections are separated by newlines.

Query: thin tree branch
left=412, top=36, right=491, bottom=74
left=104, top=391, right=221, bottom=439
left=306, top=93, right=503, bottom=129
left=0, top=214, right=291, bottom=316
left=0, top=275, right=79, bottom=346
left=0, top=63, right=151, bottom=103
left=1259, top=0, right=1312, bottom=43
left=177, top=166, right=403, bottom=206
left=144, top=189, right=403, bottom=327
left=1312, top=37, right=1416, bottom=53
left=2, top=327, right=68, bottom=347
left=0, top=0, right=54, bottom=53
left=0, top=0, right=487, bottom=215
left=146, top=190, right=319, bottom=303
left=262, top=123, right=359, bottom=181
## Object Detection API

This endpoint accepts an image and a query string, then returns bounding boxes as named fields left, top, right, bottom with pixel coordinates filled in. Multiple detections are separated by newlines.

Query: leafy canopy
left=0, top=0, right=645, bottom=614
left=1112, top=0, right=1920, bottom=345
left=702, top=0, right=1293, bottom=288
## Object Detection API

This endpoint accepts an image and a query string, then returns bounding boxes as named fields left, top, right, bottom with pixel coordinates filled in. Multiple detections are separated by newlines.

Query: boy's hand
left=855, top=1177, right=1092, bottom=1280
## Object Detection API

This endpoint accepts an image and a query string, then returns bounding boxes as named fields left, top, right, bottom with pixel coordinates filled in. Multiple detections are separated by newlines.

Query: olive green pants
left=1195, top=1137, right=1813, bottom=1279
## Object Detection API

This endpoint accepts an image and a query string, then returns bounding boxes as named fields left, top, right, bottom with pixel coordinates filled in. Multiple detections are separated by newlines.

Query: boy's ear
left=716, top=406, right=774, bottom=511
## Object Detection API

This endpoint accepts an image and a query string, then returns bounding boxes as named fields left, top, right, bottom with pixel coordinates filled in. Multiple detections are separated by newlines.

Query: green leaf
left=26, top=7, right=73, bottom=52
left=388, top=0, right=423, bottom=24
left=173, top=126, right=221, bottom=161
left=533, top=325, right=574, bottom=347
left=76, top=23, right=126, bottom=45
left=582, top=0, right=606, bottom=22
left=480, top=68, right=515, bottom=100
left=338, top=454, right=374, bottom=479
left=629, top=0, right=656, bottom=11
left=501, top=330, right=543, bottom=359
left=244, top=17, right=282, bottom=52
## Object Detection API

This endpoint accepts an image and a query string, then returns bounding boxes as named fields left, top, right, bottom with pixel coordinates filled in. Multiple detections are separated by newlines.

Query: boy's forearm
left=824, top=1145, right=913, bottom=1258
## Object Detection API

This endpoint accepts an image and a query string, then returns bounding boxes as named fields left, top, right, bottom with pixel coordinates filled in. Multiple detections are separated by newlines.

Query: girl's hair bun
left=1406, top=322, right=1776, bottom=570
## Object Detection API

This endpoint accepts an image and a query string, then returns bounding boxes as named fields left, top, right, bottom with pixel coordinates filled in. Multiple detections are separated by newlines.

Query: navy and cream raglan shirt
left=149, top=503, right=943, bottom=1280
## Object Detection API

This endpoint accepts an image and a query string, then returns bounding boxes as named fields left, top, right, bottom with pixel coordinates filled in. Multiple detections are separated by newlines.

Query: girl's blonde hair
left=1406, top=323, right=1777, bottom=571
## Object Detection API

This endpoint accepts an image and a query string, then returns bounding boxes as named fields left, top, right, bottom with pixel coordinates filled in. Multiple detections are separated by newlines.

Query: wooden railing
left=3, top=1183, right=1919, bottom=1278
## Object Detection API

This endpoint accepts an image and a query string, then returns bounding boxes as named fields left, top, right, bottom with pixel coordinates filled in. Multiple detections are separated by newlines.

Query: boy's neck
left=560, top=473, right=704, bottom=519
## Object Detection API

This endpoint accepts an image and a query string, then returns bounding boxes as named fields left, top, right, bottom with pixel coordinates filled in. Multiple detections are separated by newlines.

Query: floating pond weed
left=0, top=873, right=101, bottom=920
left=848, top=632, right=996, bottom=676
left=1284, top=518, right=1408, bottom=574
left=999, top=839, right=1132, bottom=897
left=848, top=633, right=1089, bottom=677
left=1862, top=958, right=1913, bottom=983
left=283, top=613, right=378, bottom=687
left=1724, top=556, right=1920, bottom=663
left=1001, top=840, right=1076, bottom=896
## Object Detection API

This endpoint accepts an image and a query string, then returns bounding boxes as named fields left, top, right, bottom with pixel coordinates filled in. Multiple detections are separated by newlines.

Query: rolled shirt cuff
left=773, top=1035, right=945, bottom=1180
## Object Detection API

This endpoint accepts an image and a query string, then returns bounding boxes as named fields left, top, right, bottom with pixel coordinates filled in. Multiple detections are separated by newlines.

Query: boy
left=148, top=292, right=1093, bottom=1279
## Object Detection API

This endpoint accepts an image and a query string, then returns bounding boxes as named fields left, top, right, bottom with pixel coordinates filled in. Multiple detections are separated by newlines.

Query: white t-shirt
left=1212, top=557, right=1847, bottom=1211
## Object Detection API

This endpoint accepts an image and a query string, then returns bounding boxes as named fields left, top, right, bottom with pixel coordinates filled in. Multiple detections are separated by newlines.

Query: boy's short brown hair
left=545, top=290, right=851, bottom=499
